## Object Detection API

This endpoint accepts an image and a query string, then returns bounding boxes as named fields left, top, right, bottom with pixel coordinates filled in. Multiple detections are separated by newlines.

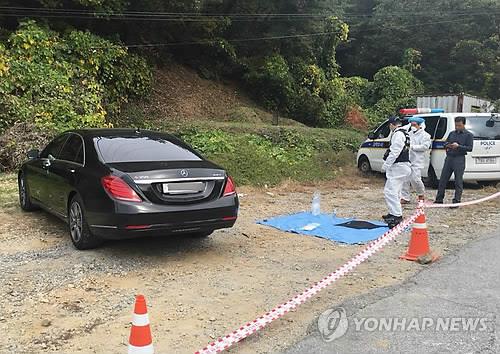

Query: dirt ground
left=0, top=172, right=499, bottom=354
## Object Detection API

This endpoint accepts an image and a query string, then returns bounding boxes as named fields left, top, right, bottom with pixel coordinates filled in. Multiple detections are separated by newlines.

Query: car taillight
left=101, top=175, right=142, bottom=202
left=223, top=176, right=236, bottom=197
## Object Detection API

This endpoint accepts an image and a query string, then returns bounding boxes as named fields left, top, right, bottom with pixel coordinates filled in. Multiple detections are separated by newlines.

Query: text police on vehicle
left=357, top=110, right=500, bottom=186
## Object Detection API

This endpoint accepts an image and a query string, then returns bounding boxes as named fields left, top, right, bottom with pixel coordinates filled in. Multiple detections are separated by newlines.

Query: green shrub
left=245, top=133, right=314, bottom=165
left=180, top=129, right=236, bottom=155
left=299, top=64, right=326, bottom=97
left=0, top=20, right=152, bottom=133
left=362, top=66, right=423, bottom=125
left=342, top=76, right=370, bottom=107
left=291, top=88, right=327, bottom=126
left=320, top=79, right=349, bottom=128
left=244, top=54, right=294, bottom=113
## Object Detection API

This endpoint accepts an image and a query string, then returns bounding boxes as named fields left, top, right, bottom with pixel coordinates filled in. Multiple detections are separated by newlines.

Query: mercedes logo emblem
left=180, top=169, right=189, bottom=177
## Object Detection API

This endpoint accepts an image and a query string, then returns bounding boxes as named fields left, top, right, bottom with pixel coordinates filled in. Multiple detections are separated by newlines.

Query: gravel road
left=0, top=172, right=498, bottom=354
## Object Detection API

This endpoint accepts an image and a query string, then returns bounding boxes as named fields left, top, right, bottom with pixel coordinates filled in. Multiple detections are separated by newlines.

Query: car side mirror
left=27, top=149, right=40, bottom=159
left=486, top=120, right=494, bottom=128
left=368, top=132, right=376, bottom=140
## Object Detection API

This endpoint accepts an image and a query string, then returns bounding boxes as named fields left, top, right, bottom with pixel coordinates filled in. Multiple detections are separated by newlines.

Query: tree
left=337, top=0, right=499, bottom=99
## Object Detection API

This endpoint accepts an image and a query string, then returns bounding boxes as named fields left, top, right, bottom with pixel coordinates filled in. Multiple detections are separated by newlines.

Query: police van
left=357, top=109, right=500, bottom=186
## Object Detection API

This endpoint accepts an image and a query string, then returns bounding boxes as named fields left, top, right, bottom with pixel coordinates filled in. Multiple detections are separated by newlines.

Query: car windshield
left=466, top=116, right=500, bottom=140
left=94, top=135, right=202, bottom=163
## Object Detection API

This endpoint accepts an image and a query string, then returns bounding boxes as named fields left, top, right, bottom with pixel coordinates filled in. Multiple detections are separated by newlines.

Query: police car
left=357, top=109, right=500, bottom=186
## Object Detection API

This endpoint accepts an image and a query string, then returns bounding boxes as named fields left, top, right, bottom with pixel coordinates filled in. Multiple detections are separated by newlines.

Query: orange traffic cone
left=128, top=295, right=154, bottom=354
left=400, top=211, right=439, bottom=263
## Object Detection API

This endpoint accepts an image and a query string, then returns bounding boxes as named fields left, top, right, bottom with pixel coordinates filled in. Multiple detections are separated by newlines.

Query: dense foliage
left=339, top=0, right=499, bottom=100
left=0, top=19, right=151, bottom=133
left=0, top=0, right=497, bottom=134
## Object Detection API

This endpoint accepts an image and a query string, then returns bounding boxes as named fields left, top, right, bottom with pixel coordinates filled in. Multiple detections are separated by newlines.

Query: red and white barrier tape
left=424, top=191, right=500, bottom=209
left=194, top=209, right=423, bottom=354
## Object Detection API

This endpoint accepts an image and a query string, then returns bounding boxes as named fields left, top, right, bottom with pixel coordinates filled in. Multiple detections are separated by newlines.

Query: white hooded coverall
left=382, top=128, right=411, bottom=217
left=401, top=125, right=432, bottom=201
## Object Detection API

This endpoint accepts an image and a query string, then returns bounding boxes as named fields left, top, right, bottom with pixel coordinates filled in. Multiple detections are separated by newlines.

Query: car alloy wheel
left=69, top=201, right=83, bottom=243
left=19, top=176, right=27, bottom=207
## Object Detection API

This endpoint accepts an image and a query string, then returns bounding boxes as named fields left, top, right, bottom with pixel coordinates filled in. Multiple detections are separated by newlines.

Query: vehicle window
left=40, top=134, right=69, bottom=159
left=435, top=118, right=447, bottom=139
left=59, top=134, right=84, bottom=164
left=374, top=122, right=390, bottom=139
left=94, top=135, right=203, bottom=163
left=423, top=116, right=440, bottom=139
left=466, top=117, right=500, bottom=140
left=75, top=145, right=84, bottom=164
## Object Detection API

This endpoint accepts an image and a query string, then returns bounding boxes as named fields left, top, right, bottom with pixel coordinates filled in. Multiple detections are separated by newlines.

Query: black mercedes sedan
left=18, top=129, right=239, bottom=249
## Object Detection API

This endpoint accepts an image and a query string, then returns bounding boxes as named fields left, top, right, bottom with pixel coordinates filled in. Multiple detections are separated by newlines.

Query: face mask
left=411, top=126, right=418, bottom=132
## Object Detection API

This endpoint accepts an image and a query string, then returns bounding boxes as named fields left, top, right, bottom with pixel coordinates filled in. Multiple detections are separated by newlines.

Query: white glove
left=381, top=163, right=389, bottom=173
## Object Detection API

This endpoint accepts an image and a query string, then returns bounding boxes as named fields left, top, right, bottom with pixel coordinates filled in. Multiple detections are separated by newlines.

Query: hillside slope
left=126, top=63, right=302, bottom=126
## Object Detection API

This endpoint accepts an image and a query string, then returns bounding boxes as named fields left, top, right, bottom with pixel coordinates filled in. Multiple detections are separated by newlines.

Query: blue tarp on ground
left=257, top=212, right=389, bottom=244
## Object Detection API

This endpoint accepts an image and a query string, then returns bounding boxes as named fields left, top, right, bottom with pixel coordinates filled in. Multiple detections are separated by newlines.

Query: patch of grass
left=0, top=173, right=18, bottom=209
left=177, top=126, right=363, bottom=186
left=225, top=105, right=304, bottom=127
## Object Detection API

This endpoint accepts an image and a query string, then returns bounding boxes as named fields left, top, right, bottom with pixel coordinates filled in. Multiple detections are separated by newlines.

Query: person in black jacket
left=434, top=116, right=474, bottom=207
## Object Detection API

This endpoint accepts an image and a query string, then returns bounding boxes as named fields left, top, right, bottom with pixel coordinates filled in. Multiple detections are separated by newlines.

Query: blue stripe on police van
left=432, top=141, right=447, bottom=150
left=361, top=141, right=390, bottom=148
left=361, top=140, right=447, bottom=150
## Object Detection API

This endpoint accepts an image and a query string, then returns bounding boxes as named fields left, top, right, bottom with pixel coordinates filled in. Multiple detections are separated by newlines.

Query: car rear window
left=466, top=117, right=500, bottom=140
left=94, top=136, right=202, bottom=163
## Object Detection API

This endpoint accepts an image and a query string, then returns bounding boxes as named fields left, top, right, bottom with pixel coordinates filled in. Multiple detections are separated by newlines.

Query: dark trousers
left=436, top=155, right=466, bottom=203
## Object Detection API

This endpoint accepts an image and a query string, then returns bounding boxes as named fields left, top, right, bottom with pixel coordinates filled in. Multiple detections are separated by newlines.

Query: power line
left=0, top=11, right=497, bottom=23
left=0, top=6, right=498, bottom=20
left=2, top=6, right=347, bottom=18
left=0, top=6, right=495, bottom=50
left=88, top=17, right=495, bottom=49
left=101, top=31, right=341, bottom=48
left=0, top=13, right=323, bottom=22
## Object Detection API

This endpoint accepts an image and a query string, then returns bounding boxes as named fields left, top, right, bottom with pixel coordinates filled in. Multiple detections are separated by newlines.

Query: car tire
left=189, top=231, right=213, bottom=238
left=477, top=181, right=499, bottom=187
left=423, top=165, right=439, bottom=188
left=358, top=156, right=372, bottom=174
left=68, top=195, right=103, bottom=250
left=18, top=173, right=38, bottom=211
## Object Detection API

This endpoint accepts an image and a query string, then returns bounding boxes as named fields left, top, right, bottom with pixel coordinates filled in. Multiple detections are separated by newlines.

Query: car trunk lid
left=107, top=161, right=226, bottom=204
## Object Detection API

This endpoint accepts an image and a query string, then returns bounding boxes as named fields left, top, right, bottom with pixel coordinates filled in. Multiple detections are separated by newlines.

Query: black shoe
left=386, top=215, right=403, bottom=229
left=450, top=200, right=460, bottom=209
left=382, top=213, right=396, bottom=221
left=433, top=200, right=443, bottom=204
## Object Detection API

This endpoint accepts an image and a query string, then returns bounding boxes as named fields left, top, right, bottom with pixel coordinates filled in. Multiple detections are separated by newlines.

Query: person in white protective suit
left=401, top=116, right=432, bottom=203
left=381, top=117, right=412, bottom=228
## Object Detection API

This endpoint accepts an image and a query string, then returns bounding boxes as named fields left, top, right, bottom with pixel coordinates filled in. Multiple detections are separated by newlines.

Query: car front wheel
left=358, top=156, right=372, bottom=174
left=68, top=195, right=103, bottom=250
left=477, top=180, right=499, bottom=187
